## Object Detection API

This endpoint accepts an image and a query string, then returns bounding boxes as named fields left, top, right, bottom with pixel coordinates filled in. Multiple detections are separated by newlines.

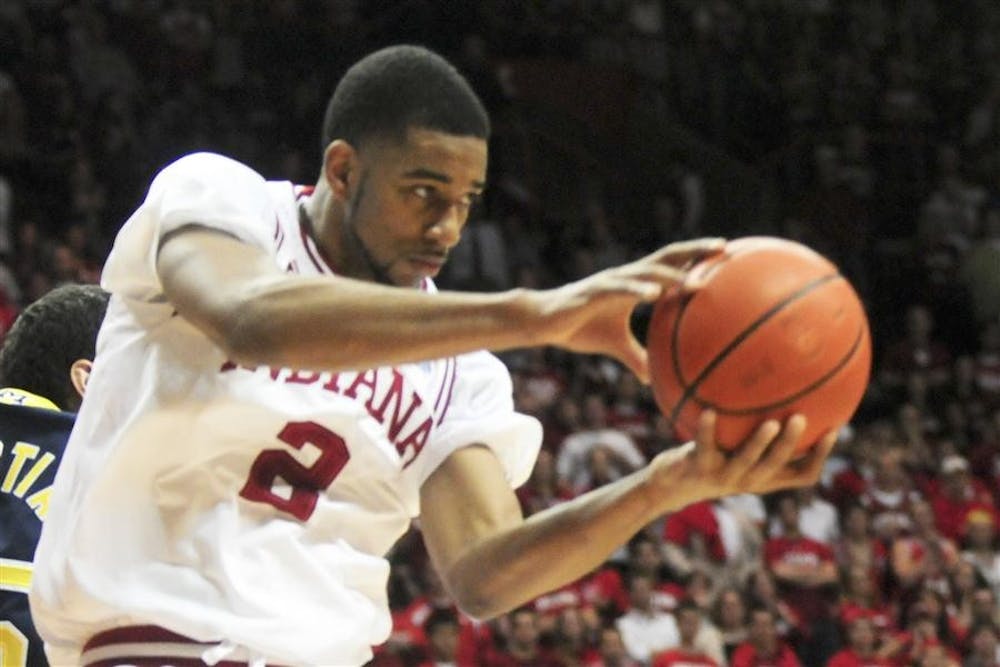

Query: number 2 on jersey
left=239, top=421, right=350, bottom=521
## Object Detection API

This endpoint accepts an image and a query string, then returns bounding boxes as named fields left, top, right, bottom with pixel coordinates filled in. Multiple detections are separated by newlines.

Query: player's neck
left=302, top=183, right=350, bottom=277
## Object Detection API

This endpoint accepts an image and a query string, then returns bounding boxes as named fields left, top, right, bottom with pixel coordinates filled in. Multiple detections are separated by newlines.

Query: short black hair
left=321, top=44, right=490, bottom=151
left=0, top=283, right=110, bottom=410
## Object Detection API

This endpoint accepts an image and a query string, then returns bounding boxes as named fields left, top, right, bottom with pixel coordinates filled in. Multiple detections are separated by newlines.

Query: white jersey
left=29, top=152, right=542, bottom=666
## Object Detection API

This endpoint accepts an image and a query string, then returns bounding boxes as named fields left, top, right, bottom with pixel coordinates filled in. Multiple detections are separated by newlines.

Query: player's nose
left=425, top=205, right=464, bottom=248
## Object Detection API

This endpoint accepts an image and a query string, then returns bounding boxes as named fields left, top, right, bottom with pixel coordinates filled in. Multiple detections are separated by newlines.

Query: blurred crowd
left=0, top=1, right=998, bottom=666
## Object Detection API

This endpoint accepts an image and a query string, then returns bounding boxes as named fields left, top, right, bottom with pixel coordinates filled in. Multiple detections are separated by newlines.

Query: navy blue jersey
left=1, top=395, right=75, bottom=667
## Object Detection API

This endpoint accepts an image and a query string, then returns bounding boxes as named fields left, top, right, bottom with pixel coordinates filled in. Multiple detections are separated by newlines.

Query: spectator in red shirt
left=827, top=423, right=885, bottom=511
left=481, top=607, right=566, bottom=667
left=931, top=455, right=998, bottom=542
left=765, top=492, right=841, bottom=662
left=583, top=626, right=640, bottom=667
left=653, top=600, right=721, bottom=667
left=839, top=563, right=898, bottom=635
left=416, top=607, right=463, bottom=667
left=663, top=498, right=761, bottom=588
left=382, top=562, right=490, bottom=667
left=731, top=606, right=803, bottom=667
left=826, top=614, right=894, bottom=667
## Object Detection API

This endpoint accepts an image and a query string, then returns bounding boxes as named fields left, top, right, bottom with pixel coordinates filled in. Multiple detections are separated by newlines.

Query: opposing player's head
left=0, top=283, right=110, bottom=411
left=318, top=45, right=490, bottom=288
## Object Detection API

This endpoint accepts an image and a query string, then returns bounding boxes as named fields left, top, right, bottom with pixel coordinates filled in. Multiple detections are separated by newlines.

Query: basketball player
left=0, top=283, right=110, bottom=667
left=30, top=45, right=838, bottom=667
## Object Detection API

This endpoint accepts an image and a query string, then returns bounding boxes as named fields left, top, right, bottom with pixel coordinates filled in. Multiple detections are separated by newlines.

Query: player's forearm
left=442, top=451, right=690, bottom=619
left=222, top=275, right=543, bottom=371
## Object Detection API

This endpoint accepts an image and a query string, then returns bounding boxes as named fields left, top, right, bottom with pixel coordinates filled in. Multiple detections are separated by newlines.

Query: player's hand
left=645, top=412, right=839, bottom=510
left=535, top=238, right=725, bottom=382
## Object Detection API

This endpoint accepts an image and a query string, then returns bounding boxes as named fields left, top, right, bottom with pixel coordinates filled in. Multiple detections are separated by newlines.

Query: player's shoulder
left=151, top=151, right=269, bottom=194
left=454, top=348, right=513, bottom=390
left=0, top=396, right=77, bottom=436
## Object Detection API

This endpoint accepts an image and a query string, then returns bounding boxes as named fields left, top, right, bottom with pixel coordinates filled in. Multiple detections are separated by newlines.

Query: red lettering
left=368, top=370, right=423, bottom=440
left=323, top=372, right=342, bottom=393
left=286, top=369, right=320, bottom=385
left=239, top=421, right=350, bottom=521
left=344, top=370, right=377, bottom=401
left=396, top=417, right=432, bottom=468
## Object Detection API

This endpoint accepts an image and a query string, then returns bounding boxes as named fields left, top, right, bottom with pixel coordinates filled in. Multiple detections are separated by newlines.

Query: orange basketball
left=647, top=236, right=871, bottom=453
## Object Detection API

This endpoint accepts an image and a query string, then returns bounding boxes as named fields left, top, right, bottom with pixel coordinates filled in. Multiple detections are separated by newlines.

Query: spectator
left=745, top=568, right=801, bottom=641
left=418, top=607, right=462, bottom=667
left=769, top=485, right=839, bottom=546
left=859, top=447, right=923, bottom=541
left=556, top=393, right=646, bottom=493
left=960, top=508, right=1000, bottom=601
left=713, top=587, right=749, bottom=663
left=551, top=607, right=596, bottom=667
left=931, top=455, right=998, bottom=543
left=663, top=499, right=762, bottom=588
left=483, top=607, right=565, bottom=667
left=880, top=304, right=953, bottom=392
left=764, top=492, right=841, bottom=664
left=615, top=573, right=681, bottom=665
left=607, top=372, right=655, bottom=453
left=838, top=562, right=897, bottom=635
left=825, top=614, right=893, bottom=667
left=583, top=626, right=640, bottom=667
left=891, top=498, right=960, bottom=600
left=730, top=606, right=802, bottom=667
left=626, top=534, right=687, bottom=614
left=652, top=600, right=721, bottom=667
left=832, top=502, right=889, bottom=582
left=517, top=449, right=575, bottom=517
left=962, top=622, right=1000, bottom=667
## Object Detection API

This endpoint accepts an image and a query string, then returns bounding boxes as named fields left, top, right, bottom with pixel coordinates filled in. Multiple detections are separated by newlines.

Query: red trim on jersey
left=299, top=219, right=333, bottom=275
left=434, top=357, right=455, bottom=413
left=86, top=659, right=251, bottom=667
left=82, top=625, right=291, bottom=667
left=437, top=359, right=459, bottom=425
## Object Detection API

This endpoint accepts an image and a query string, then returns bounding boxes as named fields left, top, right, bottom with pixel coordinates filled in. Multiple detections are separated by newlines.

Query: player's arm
left=419, top=412, right=837, bottom=619
left=156, top=227, right=721, bottom=377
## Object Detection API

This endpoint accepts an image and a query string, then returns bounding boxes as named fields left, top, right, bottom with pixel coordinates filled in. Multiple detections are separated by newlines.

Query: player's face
left=347, top=127, right=487, bottom=287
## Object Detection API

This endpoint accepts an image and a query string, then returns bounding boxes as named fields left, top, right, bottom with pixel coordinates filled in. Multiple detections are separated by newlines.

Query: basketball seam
left=668, top=273, right=841, bottom=425
left=689, top=324, right=866, bottom=414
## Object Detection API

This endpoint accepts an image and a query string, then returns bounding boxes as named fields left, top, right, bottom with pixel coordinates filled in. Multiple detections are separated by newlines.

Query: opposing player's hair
left=321, top=44, right=490, bottom=151
left=0, top=283, right=110, bottom=410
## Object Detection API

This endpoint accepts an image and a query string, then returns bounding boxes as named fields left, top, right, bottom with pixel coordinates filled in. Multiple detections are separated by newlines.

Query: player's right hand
left=531, top=238, right=725, bottom=383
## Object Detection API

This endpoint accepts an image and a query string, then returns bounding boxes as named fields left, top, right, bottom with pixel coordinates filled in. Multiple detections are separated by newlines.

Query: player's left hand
left=644, top=411, right=839, bottom=510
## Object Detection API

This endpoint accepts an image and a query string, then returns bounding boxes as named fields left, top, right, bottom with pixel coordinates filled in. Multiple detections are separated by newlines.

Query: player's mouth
left=409, top=253, right=447, bottom=276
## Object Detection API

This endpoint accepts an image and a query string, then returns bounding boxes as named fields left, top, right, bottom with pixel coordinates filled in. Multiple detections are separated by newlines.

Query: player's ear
left=70, top=358, right=93, bottom=398
left=323, top=140, right=357, bottom=202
